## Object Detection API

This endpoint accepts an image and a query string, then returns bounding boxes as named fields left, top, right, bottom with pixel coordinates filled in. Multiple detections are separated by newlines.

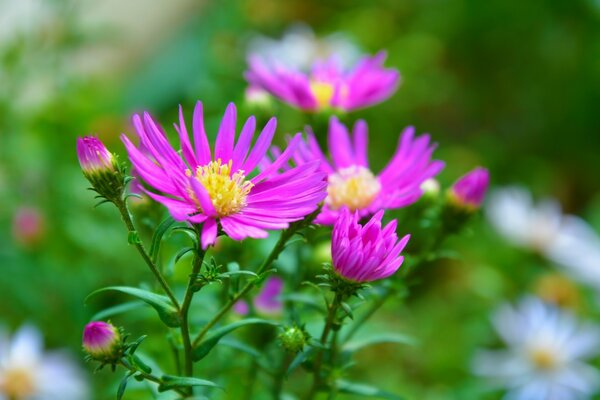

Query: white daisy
left=473, top=297, right=600, bottom=400
left=486, top=186, right=600, bottom=290
left=247, top=23, right=361, bottom=70
left=0, top=325, right=89, bottom=400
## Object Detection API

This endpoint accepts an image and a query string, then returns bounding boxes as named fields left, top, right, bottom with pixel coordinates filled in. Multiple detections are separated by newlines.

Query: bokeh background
left=1, top=0, right=600, bottom=398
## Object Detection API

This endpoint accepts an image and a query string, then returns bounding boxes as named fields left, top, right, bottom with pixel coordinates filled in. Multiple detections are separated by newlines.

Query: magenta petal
left=215, top=102, right=237, bottom=162
left=201, top=218, right=217, bottom=249
left=193, top=101, right=212, bottom=164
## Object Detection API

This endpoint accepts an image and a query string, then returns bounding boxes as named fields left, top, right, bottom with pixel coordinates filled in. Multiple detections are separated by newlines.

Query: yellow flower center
left=1, top=368, right=36, bottom=398
left=529, top=347, right=559, bottom=370
left=326, top=166, right=381, bottom=211
left=187, top=159, right=253, bottom=217
left=310, top=81, right=335, bottom=109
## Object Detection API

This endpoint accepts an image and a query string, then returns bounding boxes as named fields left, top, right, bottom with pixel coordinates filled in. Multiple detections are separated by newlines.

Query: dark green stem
left=116, top=201, right=180, bottom=311
left=306, top=293, right=342, bottom=400
left=180, top=233, right=205, bottom=385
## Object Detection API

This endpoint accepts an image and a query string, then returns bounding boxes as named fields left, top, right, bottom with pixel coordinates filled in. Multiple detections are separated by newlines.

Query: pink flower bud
left=82, top=321, right=120, bottom=358
left=449, top=167, right=490, bottom=209
left=76, top=136, right=116, bottom=175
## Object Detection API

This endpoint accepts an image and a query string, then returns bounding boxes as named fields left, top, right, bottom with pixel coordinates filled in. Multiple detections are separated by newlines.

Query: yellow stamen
left=310, top=81, right=335, bottom=109
left=529, top=347, right=559, bottom=370
left=326, top=166, right=381, bottom=211
left=1, top=368, right=36, bottom=397
left=188, top=159, right=253, bottom=217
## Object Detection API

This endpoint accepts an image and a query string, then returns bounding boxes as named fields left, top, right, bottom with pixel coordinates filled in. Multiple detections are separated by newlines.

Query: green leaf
left=340, top=302, right=354, bottom=319
left=192, top=318, right=279, bottom=361
left=87, top=286, right=181, bottom=327
left=91, top=301, right=144, bottom=321
left=158, top=375, right=221, bottom=392
left=337, top=380, right=404, bottom=399
left=286, top=347, right=315, bottom=377
left=343, top=333, right=417, bottom=352
left=218, top=270, right=258, bottom=278
left=117, top=371, right=134, bottom=400
left=149, top=216, right=176, bottom=264
left=127, top=335, right=148, bottom=355
left=129, top=354, right=152, bottom=374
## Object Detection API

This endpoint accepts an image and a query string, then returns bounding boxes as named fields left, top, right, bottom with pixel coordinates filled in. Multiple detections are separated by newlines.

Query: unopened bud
left=82, top=321, right=122, bottom=360
left=448, top=167, right=489, bottom=211
left=278, top=325, right=309, bottom=354
left=77, top=136, right=124, bottom=201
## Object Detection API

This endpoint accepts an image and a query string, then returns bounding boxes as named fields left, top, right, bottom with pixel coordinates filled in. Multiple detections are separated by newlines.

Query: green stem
left=273, top=353, right=292, bottom=400
left=119, top=360, right=187, bottom=397
left=343, top=286, right=393, bottom=343
left=180, top=235, right=205, bottom=384
left=306, top=293, right=341, bottom=400
left=116, top=201, right=180, bottom=311
left=192, top=223, right=300, bottom=348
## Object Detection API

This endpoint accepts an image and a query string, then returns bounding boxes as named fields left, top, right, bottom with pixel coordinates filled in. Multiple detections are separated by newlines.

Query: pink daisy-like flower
left=270, top=117, right=444, bottom=224
left=121, top=102, right=327, bottom=249
left=245, top=51, right=400, bottom=112
left=332, top=209, right=410, bottom=282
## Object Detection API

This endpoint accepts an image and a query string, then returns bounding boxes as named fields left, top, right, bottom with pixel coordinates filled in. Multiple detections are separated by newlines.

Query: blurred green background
left=2, top=0, right=600, bottom=398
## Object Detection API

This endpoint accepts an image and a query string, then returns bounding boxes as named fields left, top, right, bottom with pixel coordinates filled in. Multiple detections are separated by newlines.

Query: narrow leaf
left=117, top=371, right=134, bottom=400
left=337, top=380, right=404, bottom=399
left=286, top=347, right=315, bottom=377
left=87, top=286, right=180, bottom=327
left=149, top=216, right=176, bottom=263
left=91, top=301, right=144, bottom=321
left=192, top=318, right=278, bottom=361
left=343, top=333, right=417, bottom=352
left=158, top=375, right=221, bottom=392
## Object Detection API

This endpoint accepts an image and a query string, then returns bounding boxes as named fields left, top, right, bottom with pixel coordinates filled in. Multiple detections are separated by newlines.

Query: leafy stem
left=191, top=209, right=318, bottom=348
left=180, top=226, right=206, bottom=386
left=306, top=291, right=343, bottom=399
left=118, top=359, right=187, bottom=397
left=115, top=200, right=180, bottom=311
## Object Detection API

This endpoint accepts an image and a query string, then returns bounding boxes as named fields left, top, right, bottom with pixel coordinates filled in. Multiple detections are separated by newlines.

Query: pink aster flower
left=332, top=209, right=410, bottom=282
left=449, top=167, right=490, bottom=209
left=245, top=51, right=400, bottom=112
left=270, top=117, right=444, bottom=224
left=121, top=102, right=327, bottom=249
left=12, top=206, right=45, bottom=246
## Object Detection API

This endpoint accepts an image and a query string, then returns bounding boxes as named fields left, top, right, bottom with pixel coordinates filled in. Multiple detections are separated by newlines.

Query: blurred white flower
left=247, top=23, right=361, bottom=70
left=473, top=297, right=600, bottom=400
left=486, top=186, right=600, bottom=290
left=0, top=325, right=89, bottom=400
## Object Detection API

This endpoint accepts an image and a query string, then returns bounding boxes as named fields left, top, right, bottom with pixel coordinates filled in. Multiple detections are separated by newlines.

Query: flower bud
left=76, top=136, right=124, bottom=201
left=278, top=325, right=309, bottom=354
left=448, top=167, right=490, bottom=211
left=82, top=321, right=121, bottom=360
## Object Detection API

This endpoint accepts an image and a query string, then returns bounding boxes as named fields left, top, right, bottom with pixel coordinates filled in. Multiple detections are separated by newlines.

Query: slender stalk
left=115, top=201, right=180, bottom=310
left=119, top=360, right=187, bottom=397
left=342, top=286, right=393, bottom=343
left=273, top=353, right=292, bottom=399
left=180, top=236, right=206, bottom=384
left=306, top=293, right=341, bottom=400
left=192, top=224, right=298, bottom=347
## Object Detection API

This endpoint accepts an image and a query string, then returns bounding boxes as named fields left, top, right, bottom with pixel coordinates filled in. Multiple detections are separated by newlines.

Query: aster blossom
left=473, top=297, right=600, bottom=400
left=0, top=325, right=89, bottom=400
left=121, top=101, right=327, bottom=249
left=331, top=209, right=410, bottom=283
left=272, top=117, right=444, bottom=224
left=234, top=276, right=283, bottom=315
left=245, top=51, right=399, bottom=112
